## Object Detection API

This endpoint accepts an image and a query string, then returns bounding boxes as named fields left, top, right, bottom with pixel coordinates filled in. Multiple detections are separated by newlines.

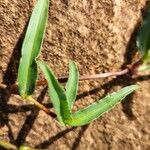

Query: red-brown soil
left=0, top=0, right=150, bottom=150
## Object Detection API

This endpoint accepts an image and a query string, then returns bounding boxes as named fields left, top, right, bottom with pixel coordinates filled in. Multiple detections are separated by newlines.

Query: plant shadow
left=0, top=87, right=15, bottom=144
left=14, top=87, right=48, bottom=147
left=0, top=22, right=28, bottom=144
left=35, top=127, right=76, bottom=149
left=35, top=125, right=89, bottom=150
left=119, top=1, right=150, bottom=119
left=1, top=2, right=150, bottom=150
left=71, top=125, right=89, bottom=150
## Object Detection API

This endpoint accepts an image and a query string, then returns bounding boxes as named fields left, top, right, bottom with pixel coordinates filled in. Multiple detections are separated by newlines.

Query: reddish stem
left=36, top=69, right=129, bottom=86
left=36, top=62, right=141, bottom=86
left=27, top=96, right=56, bottom=118
left=128, top=59, right=142, bottom=74
left=79, top=69, right=129, bottom=80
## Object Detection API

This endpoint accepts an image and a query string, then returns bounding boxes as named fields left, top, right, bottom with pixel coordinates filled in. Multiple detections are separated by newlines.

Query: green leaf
left=18, top=0, right=49, bottom=98
left=0, top=140, right=17, bottom=150
left=67, top=85, right=139, bottom=126
left=66, top=60, right=79, bottom=109
left=19, top=146, right=44, bottom=150
left=138, top=64, right=150, bottom=71
left=38, top=61, right=71, bottom=125
left=137, top=7, right=150, bottom=59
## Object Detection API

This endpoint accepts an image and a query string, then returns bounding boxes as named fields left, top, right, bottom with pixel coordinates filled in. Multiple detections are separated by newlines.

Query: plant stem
left=27, top=96, right=56, bottom=117
left=5, top=59, right=142, bottom=90
left=36, top=59, right=142, bottom=86
left=0, top=140, right=17, bottom=150
left=36, top=69, right=129, bottom=86
left=80, top=69, right=129, bottom=80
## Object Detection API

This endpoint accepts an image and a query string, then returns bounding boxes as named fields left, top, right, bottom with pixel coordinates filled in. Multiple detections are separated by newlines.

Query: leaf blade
left=19, top=146, right=44, bottom=150
left=136, top=7, right=150, bottom=58
left=38, top=61, right=71, bottom=125
left=18, top=0, right=49, bottom=98
left=66, top=60, right=79, bottom=110
left=0, top=140, right=17, bottom=150
left=67, top=85, right=139, bottom=126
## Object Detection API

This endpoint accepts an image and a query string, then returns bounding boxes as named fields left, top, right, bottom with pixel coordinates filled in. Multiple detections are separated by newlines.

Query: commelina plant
left=9, top=0, right=150, bottom=126
left=0, top=0, right=150, bottom=149
left=17, top=0, right=138, bottom=127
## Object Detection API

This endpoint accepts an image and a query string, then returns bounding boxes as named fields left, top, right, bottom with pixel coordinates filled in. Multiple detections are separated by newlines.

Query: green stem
left=26, top=96, right=50, bottom=114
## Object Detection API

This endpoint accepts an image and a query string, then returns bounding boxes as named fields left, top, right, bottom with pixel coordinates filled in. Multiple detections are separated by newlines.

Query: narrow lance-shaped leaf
left=19, top=146, right=45, bottom=150
left=66, top=85, right=139, bottom=126
left=0, top=140, right=17, bottom=150
left=66, top=60, right=79, bottom=109
left=136, top=7, right=150, bottom=59
left=18, top=0, right=49, bottom=98
left=38, top=61, right=71, bottom=125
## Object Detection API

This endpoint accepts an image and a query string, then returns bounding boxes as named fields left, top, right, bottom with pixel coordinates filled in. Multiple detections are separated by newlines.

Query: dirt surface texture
left=0, top=0, right=150, bottom=150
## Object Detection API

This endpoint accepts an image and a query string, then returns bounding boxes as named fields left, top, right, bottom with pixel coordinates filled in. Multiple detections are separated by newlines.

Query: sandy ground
left=0, top=0, right=150, bottom=149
